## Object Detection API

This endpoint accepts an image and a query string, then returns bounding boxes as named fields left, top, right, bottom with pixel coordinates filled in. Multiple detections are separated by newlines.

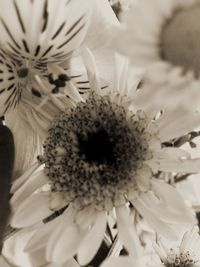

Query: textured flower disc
left=161, top=1, right=200, bottom=77
left=40, top=93, right=154, bottom=210
left=164, top=250, right=197, bottom=267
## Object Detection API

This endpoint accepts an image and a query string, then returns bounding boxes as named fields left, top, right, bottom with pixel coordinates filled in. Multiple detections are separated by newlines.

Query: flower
left=100, top=227, right=200, bottom=267
left=112, top=0, right=200, bottom=88
left=0, top=0, right=118, bottom=174
left=0, top=0, right=92, bottom=175
left=10, top=49, right=200, bottom=266
left=154, top=226, right=200, bottom=267
left=0, top=0, right=93, bottom=124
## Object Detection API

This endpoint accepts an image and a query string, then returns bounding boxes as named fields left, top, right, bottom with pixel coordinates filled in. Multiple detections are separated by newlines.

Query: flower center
left=161, top=3, right=200, bottom=77
left=0, top=49, right=71, bottom=113
left=40, top=94, right=153, bottom=210
left=17, top=67, right=29, bottom=78
left=164, top=251, right=197, bottom=267
left=78, top=128, right=115, bottom=165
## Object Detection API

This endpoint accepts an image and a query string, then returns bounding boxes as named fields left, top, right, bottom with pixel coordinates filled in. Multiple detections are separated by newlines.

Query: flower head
left=0, top=0, right=92, bottom=117
left=154, top=226, right=200, bottom=267
left=40, top=91, right=153, bottom=210
left=10, top=49, right=200, bottom=266
left=112, top=0, right=200, bottom=89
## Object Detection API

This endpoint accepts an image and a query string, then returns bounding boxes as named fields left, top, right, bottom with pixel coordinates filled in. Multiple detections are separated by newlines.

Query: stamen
left=164, top=250, right=198, bottom=267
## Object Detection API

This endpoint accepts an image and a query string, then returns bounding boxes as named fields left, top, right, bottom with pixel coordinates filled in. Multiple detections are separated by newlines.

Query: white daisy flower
left=112, top=0, right=200, bottom=88
left=10, top=49, right=200, bottom=266
left=154, top=226, right=200, bottom=267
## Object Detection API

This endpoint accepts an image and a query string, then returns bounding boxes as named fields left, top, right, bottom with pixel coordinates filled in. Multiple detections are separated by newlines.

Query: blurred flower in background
left=112, top=0, right=200, bottom=91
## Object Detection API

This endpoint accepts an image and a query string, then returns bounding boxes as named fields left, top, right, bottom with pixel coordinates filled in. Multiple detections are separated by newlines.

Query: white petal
left=152, top=179, right=197, bottom=220
left=0, top=0, right=93, bottom=61
left=77, top=211, right=107, bottom=266
left=140, top=191, right=190, bottom=224
left=152, top=242, right=167, bottom=262
left=82, top=47, right=101, bottom=94
left=50, top=224, right=87, bottom=264
left=11, top=162, right=40, bottom=193
left=132, top=197, right=177, bottom=240
left=156, top=157, right=200, bottom=173
left=46, top=206, right=85, bottom=263
left=135, top=165, right=152, bottom=191
left=153, top=147, right=191, bottom=161
left=116, top=205, right=142, bottom=259
left=11, top=171, right=48, bottom=211
left=74, top=205, right=97, bottom=231
left=24, top=216, right=61, bottom=253
left=158, top=109, right=200, bottom=142
left=100, top=257, right=138, bottom=267
left=11, top=192, right=52, bottom=228
left=64, top=258, right=80, bottom=267
left=180, top=226, right=199, bottom=253
left=84, top=0, right=118, bottom=49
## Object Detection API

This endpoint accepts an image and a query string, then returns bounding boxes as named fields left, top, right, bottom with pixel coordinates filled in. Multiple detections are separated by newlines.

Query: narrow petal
left=116, top=205, right=142, bottom=259
left=11, top=193, right=52, bottom=228
left=180, top=226, right=199, bottom=254
left=152, top=242, right=167, bottom=262
left=50, top=224, right=87, bottom=264
left=132, top=197, right=177, bottom=240
left=140, top=192, right=189, bottom=223
left=158, top=109, right=200, bottom=142
left=77, top=211, right=107, bottom=266
left=153, top=147, right=191, bottom=161
left=155, top=157, right=200, bottom=173
left=74, top=205, right=97, bottom=229
left=64, top=258, right=80, bottom=267
left=152, top=179, right=197, bottom=221
left=46, top=206, right=83, bottom=263
left=82, top=47, right=101, bottom=94
left=25, top=216, right=61, bottom=253
left=11, top=162, right=41, bottom=193
left=100, top=257, right=138, bottom=267
left=11, top=171, right=48, bottom=211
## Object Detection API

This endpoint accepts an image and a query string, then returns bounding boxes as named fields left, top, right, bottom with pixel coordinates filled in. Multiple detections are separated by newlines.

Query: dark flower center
left=17, top=67, right=29, bottom=78
left=161, top=3, right=200, bottom=77
left=78, top=128, right=114, bottom=165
